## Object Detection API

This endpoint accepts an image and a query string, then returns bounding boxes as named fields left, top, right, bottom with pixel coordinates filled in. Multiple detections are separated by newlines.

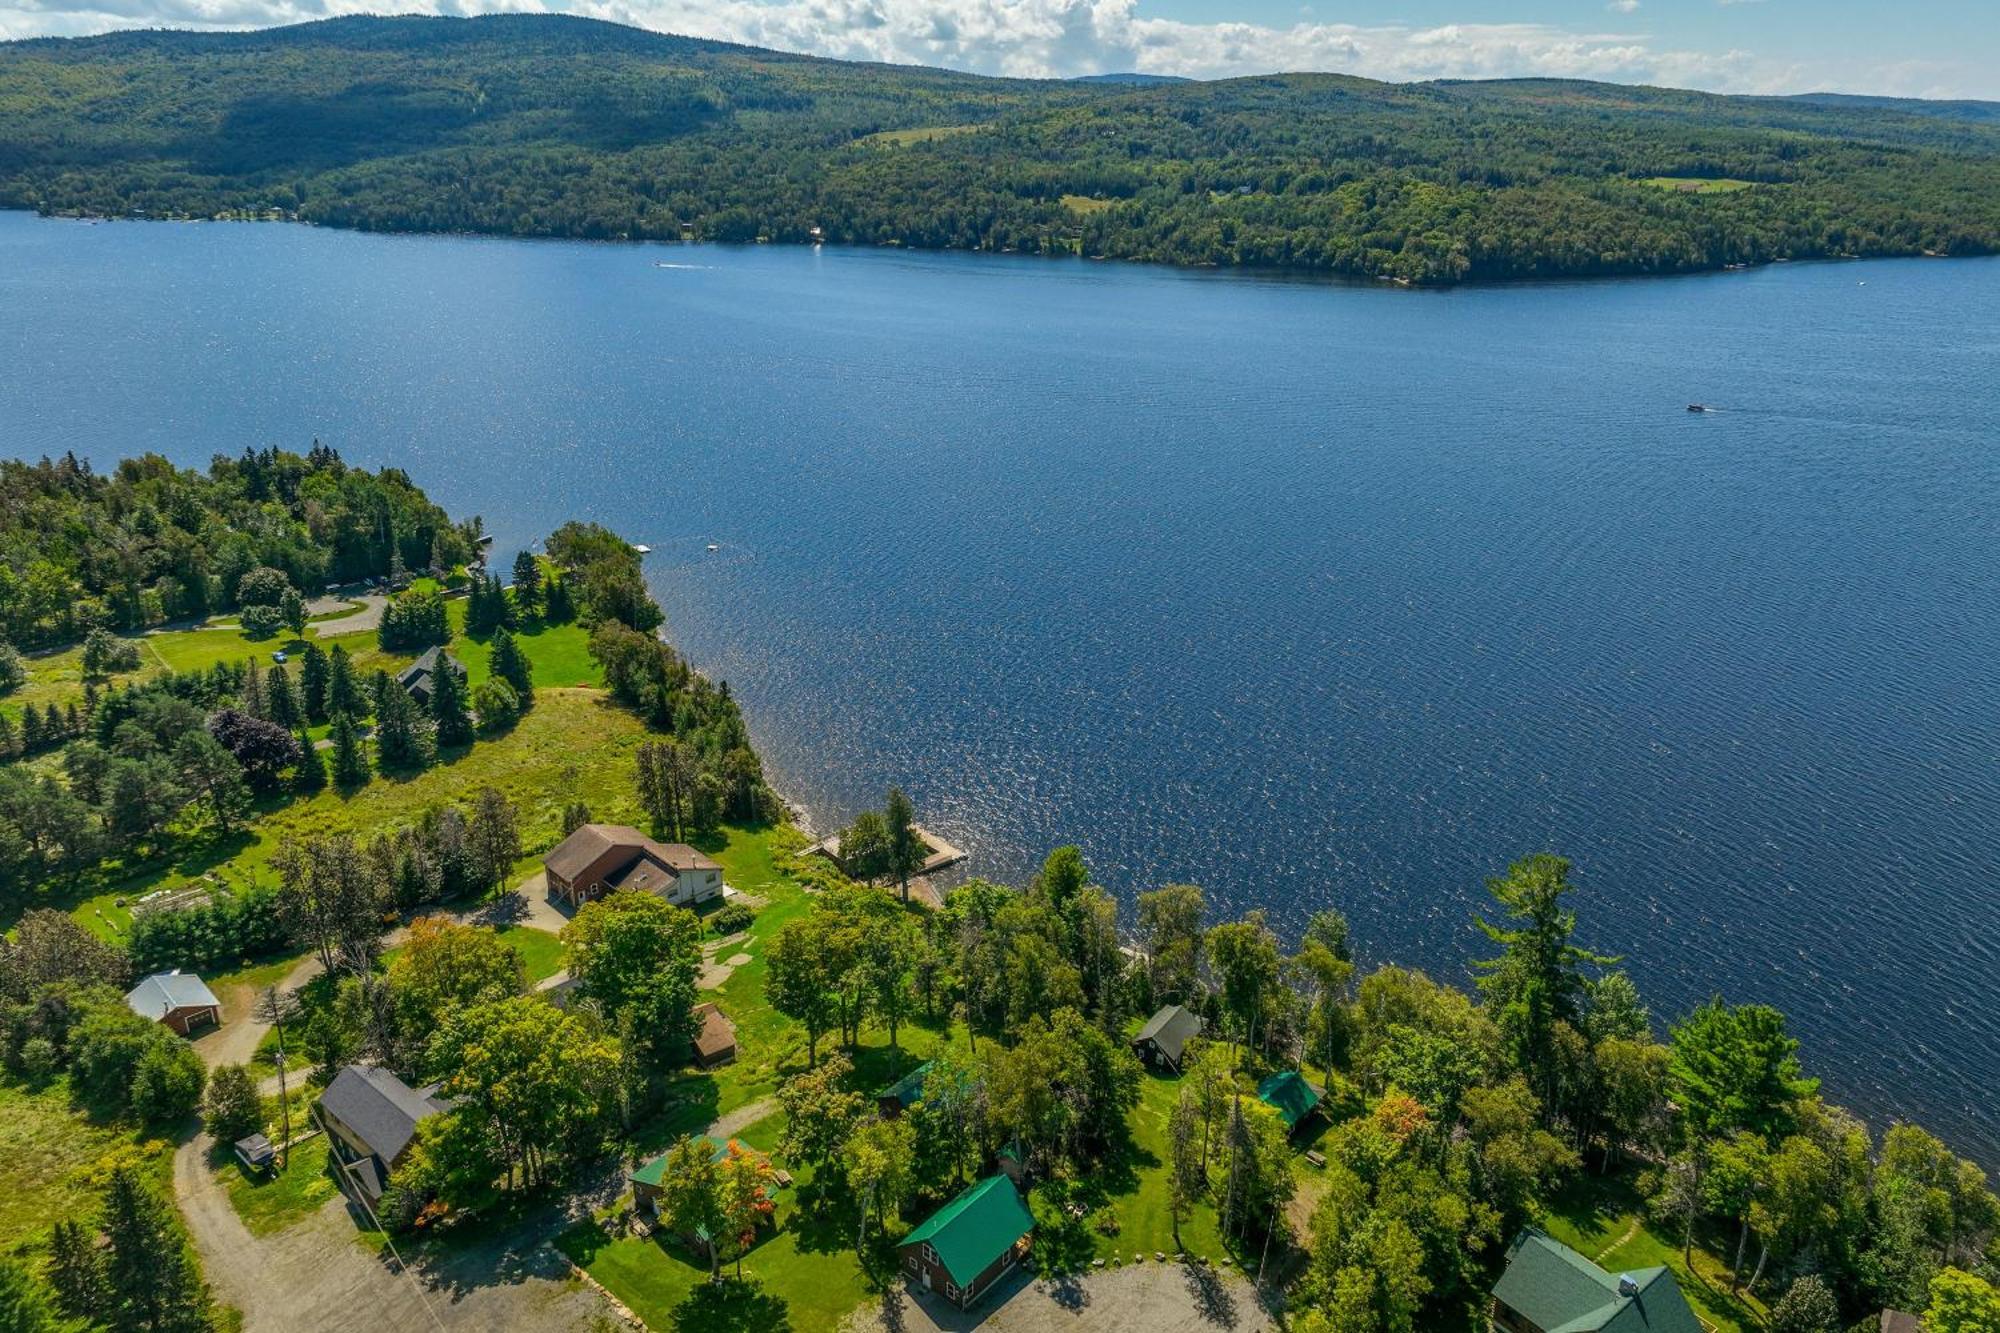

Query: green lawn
left=859, top=124, right=979, bottom=147
left=1635, top=176, right=1756, bottom=194
left=220, top=1132, right=339, bottom=1237
left=1076, top=1070, right=1227, bottom=1265
left=496, top=925, right=567, bottom=982
left=0, top=1078, right=172, bottom=1256
left=446, top=602, right=601, bottom=691
left=1538, top=1173, right=1766, bottom=1333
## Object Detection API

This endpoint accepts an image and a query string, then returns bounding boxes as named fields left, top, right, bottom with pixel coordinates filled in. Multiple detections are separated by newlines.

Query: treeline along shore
left=0, top=446, right=1995, bottom=1333
left=3, top=14, right=2000, bottom=284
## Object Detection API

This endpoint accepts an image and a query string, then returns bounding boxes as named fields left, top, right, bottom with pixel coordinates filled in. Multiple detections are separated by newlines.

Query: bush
left=17, top=1037, right=58, bottom=1084
left=238, top=604, right=283, bottom=639
left=132, top=1039, right=205, bottom=1127
left=80, top=628, right=142, bottom=679
left=203, top=1064, right=263, bottom=1143
left=1769, top=1276, right=1842, bottom=1333
left=378, top=588, right=450, bottom=651
left=469, top=678, right=520, bottom=734
left=235, top=565, right=291, bottom=608
left=0, top=640, right=23, bottom=695
left=709, top=901, right=756, bottom=936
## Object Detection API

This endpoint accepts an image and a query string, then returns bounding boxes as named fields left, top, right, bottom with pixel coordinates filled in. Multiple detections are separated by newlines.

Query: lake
left=2, top=210, right=1996, bottom=1166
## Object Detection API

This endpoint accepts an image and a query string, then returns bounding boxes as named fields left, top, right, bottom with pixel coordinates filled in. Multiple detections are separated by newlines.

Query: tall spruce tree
left=373, top=684, right=432, bottom=772
left=299, top=642, right=330, bottom=724
left=511, top=550, right=543, bottom=619
left=326, top=644, right=363, bottom=720
left=267, top=662, right=303, bottom=735
left=293, top=734, right=328, bottom=794
left=329, top=714, right=369, bottom=787
left=489, top=627, right=534, bottom=705
left=101, top=1166, right=211, bottom=1333
left=428, top=657, right=474, bottom=748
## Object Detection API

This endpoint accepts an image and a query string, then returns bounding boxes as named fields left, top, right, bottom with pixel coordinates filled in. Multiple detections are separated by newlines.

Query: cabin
left=690, top=1002, right=737, bottom=1068
left=1131, top=1004, right=1202, bottom=1073
left=876, top=1059, right=975, bottom=1119
left=1490, top=1229, right=1702, bottom=1333
left=1256, top=1070, right=1323, bottom=1135
left=124, top=970, right=222, bottom=1035
left=543, top=823, right=724, bottom=910
left=631, top=1135, right=784, bottom=1237
left=314, top=1065, right=449, bottom=1207
left=394, top=645, right=466, bottom=706
left=897, top=1175, right=1034, bottom=1311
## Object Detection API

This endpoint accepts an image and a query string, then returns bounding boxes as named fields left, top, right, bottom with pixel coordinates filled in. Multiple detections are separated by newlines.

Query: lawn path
left=706, top=1096, right=778, bottom=1142
left=1594, top=1216, right=1643, bottom=1264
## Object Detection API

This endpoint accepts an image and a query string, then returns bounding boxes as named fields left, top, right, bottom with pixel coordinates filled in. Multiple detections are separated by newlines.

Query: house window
left=922, top=1244, right=938, bottom=1266
left=945, top=1282, right=961, bottom=1302
left=904, top=1254, right=919, bottom=1274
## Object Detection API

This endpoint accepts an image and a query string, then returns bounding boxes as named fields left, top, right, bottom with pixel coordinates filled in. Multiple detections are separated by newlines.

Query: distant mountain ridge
left=1, top=14, right=1996, bottom=283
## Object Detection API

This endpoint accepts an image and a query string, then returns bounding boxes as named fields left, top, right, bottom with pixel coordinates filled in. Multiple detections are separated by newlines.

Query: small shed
left=1131, top=1004, right=1202, bottom=1073
left=897, top=1175, right=1034, bottom=1310
left=125, top=970, right=223, bottom=1035
left=877, top=1060, right=935, bottom=1118
left=1256, top=1070, right=1322, bottom=1133
left=233, top=1133, right=276, bottom=1174
left=691, top=1002, right=737, bottom=1068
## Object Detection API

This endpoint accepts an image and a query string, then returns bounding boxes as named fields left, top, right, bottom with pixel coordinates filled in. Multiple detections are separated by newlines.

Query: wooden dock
left=802, top=824, right=967, bottom=889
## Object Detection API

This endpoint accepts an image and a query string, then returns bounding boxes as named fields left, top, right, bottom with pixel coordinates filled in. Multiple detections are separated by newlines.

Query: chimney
left=1617, top=1276, right=1640, bottom=1299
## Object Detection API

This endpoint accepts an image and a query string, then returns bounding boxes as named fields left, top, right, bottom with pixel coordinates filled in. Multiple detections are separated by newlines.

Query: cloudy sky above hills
left=1, top=0, right=1994, bottom=100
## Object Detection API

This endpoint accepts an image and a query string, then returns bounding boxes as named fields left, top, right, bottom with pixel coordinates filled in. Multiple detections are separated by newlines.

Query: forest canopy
left=2, top=14, right=1999, bottom=283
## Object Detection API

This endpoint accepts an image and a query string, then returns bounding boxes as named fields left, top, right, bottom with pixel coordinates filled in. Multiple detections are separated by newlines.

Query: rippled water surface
left=3, top=211, right=1996, bottom=1163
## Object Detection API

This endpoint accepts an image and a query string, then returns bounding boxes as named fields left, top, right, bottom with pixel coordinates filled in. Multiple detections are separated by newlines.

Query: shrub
left=203, top=1064, right=263, bottom=1143
left=0, top=640, right=23, bottom=695
left=470, top=678, right=520, bottom=734
left=17, top=1037, right=58, bottom=1084
left=234, top=565, right=291, bottom=608
left=709, top=902, right=756, bottom=936
left=132, top=1039, right=205, bottom=1127
left=126, top=884, right=287, bottom=974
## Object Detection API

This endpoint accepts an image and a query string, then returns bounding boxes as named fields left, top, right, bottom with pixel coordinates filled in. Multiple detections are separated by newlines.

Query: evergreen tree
left=0, top=712, right=15, bottom=759
left=101, top=1166, right=211, bottom=1333
left=267, top=662, right=303, bottom=735
left=489, top=627, right=534, bottom=705
left=373, top=683, right=432, bottom=771
left=240, top=657, right=267, bottom=720
left=300, top=642, right=330, bottom=724
left=279, top=587, right=308, bottom=639
left=46, top=1218, right=104, bottom=1325
left=543, top=574, right=573, bottom=623
left=428, top=657, right=474, bottom=748
left=0, top=1255, right=60, bottom=1332
left=511, top=550, right=543, bottom=619
left=326, top=644, right=362, bottom=720
left=329, top=714, right=369, bottom=787
left=293, top=735, right=328, bottom=794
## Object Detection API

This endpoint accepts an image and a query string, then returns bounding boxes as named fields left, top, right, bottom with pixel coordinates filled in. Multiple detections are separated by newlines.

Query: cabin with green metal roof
left=1256, top=1070, right=1322, bottom=1133
left=1490, top=1228, right=1704, bottom=1333
left=897, top=1174, right=1034, bottom=1310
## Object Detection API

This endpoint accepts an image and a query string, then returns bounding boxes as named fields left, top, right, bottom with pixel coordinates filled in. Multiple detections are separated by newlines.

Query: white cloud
left=0, top=0, right=1989, bottom=99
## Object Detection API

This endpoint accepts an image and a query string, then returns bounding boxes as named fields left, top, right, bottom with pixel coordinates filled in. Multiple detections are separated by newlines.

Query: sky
left=1, top=0, right=1996, bottom=101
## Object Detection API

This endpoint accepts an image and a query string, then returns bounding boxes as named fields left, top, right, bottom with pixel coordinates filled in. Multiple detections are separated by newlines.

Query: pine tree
left=489, top=627, right=534, bottom=706
left=0, top=1255, right=61, bottom=1332
left=544, top=574, right=573, bottom=623
left=101, top=1166, right=211, bottom=1333
left=373, top=684, right=432, bottom=772
left=329, top=714, right=369, bottom=787
left=47, top=1217, right=104, bottom=1324
left=327, top=644, right=362, bottom=720
left=300, top=642, right=330, bottom=724
left=268, top=662, right=303, bottom=734
left=428, top=658, right=474, bottom=748
left=241, top=657, right=267, bottom=719
left=511, top=549, right=543, bottom=620
left=294, top=736, right=328, bottom=794
left=0, top=711, right=16, bottom=760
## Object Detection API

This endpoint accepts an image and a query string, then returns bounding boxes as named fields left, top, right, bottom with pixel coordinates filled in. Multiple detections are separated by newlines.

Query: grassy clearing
left=1061, top=193, right=1117, bottom=215
left=1636, top=176, right=1755, bottom=194
left=1538, top=1173, right=1765, bottom=1333
left=51, top=689, right=655, bottom=943
left=220, top=1131, right=338, bottom=1237
left=496, top=924, right=567, bottom=982
left=0, top=1078, right=172, bottom=1256
left=858, top=124, right=979, bottom=147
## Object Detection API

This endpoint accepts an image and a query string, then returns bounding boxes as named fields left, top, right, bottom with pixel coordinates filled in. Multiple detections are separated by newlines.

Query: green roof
left=878, top=1060, right=935, bottom=1109
left=631, top=1135, right=732, bottom=1187
left=1256, top=1070, right=1321, bottom=1129
left=1492, top=1229, right=1702, bottom=1333
left=898, top=1175, right=1034, bottom=1289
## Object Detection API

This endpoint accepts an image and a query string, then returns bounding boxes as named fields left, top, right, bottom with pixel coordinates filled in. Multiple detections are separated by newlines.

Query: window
left=905, top=1254, right=919, bottom=1274
left=922, top=1244, right=938, bottom=1266
left=945, top=1282, right=961, bottom=1302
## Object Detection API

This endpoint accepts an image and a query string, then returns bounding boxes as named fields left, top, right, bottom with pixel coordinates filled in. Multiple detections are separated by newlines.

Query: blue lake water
left=2, top=210, right=1996, bottom=1164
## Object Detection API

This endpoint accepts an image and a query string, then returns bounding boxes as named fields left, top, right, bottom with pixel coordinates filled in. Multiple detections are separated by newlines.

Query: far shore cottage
left=897, top=1174, right=1035, bottom=1311
left=124, top=970, right=222, bottom=1035
left=543, top=823, right=724, bottom=910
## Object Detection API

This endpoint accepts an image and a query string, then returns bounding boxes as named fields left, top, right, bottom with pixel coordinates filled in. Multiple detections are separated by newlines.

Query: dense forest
left=3, top=15, right=2000, bottom=282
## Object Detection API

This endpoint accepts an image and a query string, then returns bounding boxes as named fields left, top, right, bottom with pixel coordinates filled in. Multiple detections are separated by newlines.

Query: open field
left=858, top=124, right=980, bottom=147
left=0, top=1078, right=173, bottom=1256
left=1635, top=176, right=1757, bottom=194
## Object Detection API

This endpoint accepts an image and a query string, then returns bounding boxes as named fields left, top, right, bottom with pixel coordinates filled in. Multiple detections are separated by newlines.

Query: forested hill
left=4, top=15, right=2000, bottom=282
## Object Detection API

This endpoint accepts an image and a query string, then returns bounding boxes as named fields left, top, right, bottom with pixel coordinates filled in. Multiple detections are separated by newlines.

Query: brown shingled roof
left=693, top=1002, right=736, bottom=1062
left=545, top=824, right=719, bottom=886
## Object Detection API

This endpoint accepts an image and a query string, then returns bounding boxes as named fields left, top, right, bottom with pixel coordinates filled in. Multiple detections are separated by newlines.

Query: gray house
left=395, top=645, right=466, bottom=706
left=1132, top=1004, right=1203, bottom=1073
left=314, top=1065, right=449, bottom=1206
